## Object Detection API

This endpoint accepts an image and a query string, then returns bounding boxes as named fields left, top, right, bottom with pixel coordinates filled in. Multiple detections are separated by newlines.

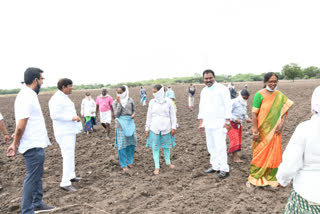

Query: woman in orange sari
left=248, top=72, right=293, bottom=187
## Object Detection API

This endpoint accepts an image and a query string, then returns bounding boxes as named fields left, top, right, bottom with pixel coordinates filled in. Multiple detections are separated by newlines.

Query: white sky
left=0, top=0, right=319, bottom=89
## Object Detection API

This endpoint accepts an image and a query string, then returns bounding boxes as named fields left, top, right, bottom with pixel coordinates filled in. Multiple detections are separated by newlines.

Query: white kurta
left=198, top=82, right=232, bottom=172
left=276, top=115, right=320, bottom=204
left=81, top=98, right=96, bottom=117
left=48, top=90, right=79, bottom=187
left=145, top=98, right=177, bottom=135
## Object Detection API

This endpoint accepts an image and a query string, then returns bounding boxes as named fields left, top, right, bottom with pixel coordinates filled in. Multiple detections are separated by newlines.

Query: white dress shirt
left=15, top=86, right=51, bottom=154
left=145, top=98, right=177, bottom=135
left=276, top=115, right=320, bottom=203
left=49, top=90, right=78, bottom=137
left=81, top=98, right=96, bottom=117
left=198, top=82, right=232, bottom=129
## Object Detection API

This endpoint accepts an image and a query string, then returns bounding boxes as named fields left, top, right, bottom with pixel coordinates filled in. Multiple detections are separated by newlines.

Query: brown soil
left=0, top=80, right=319, bottom=214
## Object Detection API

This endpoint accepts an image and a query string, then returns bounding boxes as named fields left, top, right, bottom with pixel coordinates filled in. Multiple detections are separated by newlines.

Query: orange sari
left=248, top=90, right=293, bottom=187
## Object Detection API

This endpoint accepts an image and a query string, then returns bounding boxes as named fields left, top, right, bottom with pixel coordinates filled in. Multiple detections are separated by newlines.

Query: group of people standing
left=1, top=67, right=319, bottom=213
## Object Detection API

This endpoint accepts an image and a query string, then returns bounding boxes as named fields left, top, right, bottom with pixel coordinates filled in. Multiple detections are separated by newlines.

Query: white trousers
left=56, top=134, right=76, bottom=187
left=205, top=128, right=229, bottom=172
left=188, top=96, right=194, bottom=107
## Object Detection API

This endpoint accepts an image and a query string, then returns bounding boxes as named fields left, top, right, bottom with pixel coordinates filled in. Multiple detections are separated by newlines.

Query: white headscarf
left=311, top=86, right=320, bottom=115
left=117, top=85, right=129, bottom=108
left=237, top=93, right=247, bottom=106
left=153, top=86, right=165, bottom=103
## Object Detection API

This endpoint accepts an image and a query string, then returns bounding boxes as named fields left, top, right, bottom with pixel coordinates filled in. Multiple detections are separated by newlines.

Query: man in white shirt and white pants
left=198, top=69, right=232, bottom=179
left=49, top=78, right=81, bottom=192
left=7, top=68, right=55, bottom=213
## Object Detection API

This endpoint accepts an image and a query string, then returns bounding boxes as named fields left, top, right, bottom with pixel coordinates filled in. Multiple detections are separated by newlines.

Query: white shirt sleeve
left=198, top=89, right=204, bottom=120
left=81, top=99, right=85, bottom=116
left=15, top=96, right=32, bottom=120
left=0, top=113, right=3, bottom=120
left=169, top=100, right=177, bottom=129
left=222, top=87, right=232, bottom=119
left=145, top=100, right=153, bottom=131
left=276, top=124, right=305, bottom=186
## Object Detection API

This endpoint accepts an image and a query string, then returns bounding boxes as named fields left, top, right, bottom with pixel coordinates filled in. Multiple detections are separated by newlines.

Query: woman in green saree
left=248, top=72, right=293, bottom=187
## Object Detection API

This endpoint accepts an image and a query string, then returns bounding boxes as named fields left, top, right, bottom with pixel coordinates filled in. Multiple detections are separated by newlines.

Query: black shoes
left=204, top=167, right=219, bottom=174
left=204, top=168, right=230, bottom=179
left=60, top=185, right=77, bottom=192
left=70, top=177, right=82, bottom=182
left=218, top=171, right=229, bottom=179
left=34, top=204, right=56, bottom=213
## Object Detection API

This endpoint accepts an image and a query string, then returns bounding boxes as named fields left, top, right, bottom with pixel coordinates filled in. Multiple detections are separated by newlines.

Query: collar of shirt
left=154, top=98, right=168, bottom=104
left=207, top=82, right=217, bottom=91
left=58, top=89, right=69, bottom=97
left=24, top=85, right=37, bottom=97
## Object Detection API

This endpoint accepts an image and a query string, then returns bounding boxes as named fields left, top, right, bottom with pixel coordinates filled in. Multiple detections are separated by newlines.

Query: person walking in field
left=276, top=86, right=320, bottom=213
left=146, top=84, right=177, bottom=175
left=187, top=84, right=196, bottom=110
left=49, top=78, right=82, bottom=192
left=198, top=69, right=232, bottom=179
left=0, top=113, right=10, bottom=144
left=0, top=113, right=10, bottom=191
left=7, top=67, right=55, bottom=213
left=248, top=72, right=293, bottom=187
left=227, top=89, right=252, bottom=163
left=228, top=82, right=237, bottom=99
left=113, top=85, right=137, bottom=172
left=96, top=88, right=114, bottom=139
left=140, top=86, right=147, bottom=106
left=81, top=92, right=97, bottom=135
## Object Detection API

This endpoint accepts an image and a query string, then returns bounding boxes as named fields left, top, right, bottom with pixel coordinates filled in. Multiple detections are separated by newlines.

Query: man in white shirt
left=49, top=78, right=81, bottom=192
left=198, top=70, right=232, bottom=179
left=7, top=68, right=55, bottom=213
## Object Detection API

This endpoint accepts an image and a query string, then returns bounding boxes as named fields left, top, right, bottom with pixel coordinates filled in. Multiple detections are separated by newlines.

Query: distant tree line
left=1, top=63, right=319, bottom=95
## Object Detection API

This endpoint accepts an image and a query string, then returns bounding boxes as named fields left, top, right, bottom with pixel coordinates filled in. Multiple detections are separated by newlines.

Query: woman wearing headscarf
left=276, top=86, right=320, bottom=213
left=112, top=85, right=137, bottom=172
left=227, top=89, right=252, bottom=163
left=248, top=72, right=293, bottom=187
left=146, top=85, right=177, bottom=175
left=81, top=92, right=97, bottom=135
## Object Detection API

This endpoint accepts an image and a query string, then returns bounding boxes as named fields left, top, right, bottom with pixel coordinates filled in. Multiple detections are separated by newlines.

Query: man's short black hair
left=57, top=78, right=73, bottom=90
left=24, top=67, right=43, bottom=85
left=202, top=69, right=215, bottom=77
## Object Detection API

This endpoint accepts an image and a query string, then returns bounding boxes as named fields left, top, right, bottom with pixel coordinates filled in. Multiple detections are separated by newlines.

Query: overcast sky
left=0, top=0, right=319, bottom=89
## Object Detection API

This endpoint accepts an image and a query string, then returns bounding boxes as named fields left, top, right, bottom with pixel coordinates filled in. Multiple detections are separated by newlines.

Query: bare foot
left=128, top=164, right=133, bottom=168
left=168, top=164, right=175, bottom=168
left=122, top=167, right=129, bottom=172
left=153, top=169, right=159, bottom=175
left=234, top=159, right=244, bottom=163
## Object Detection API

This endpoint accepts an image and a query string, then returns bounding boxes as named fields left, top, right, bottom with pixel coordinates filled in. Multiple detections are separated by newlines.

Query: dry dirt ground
left=0, top=80, right=319, bottom=214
